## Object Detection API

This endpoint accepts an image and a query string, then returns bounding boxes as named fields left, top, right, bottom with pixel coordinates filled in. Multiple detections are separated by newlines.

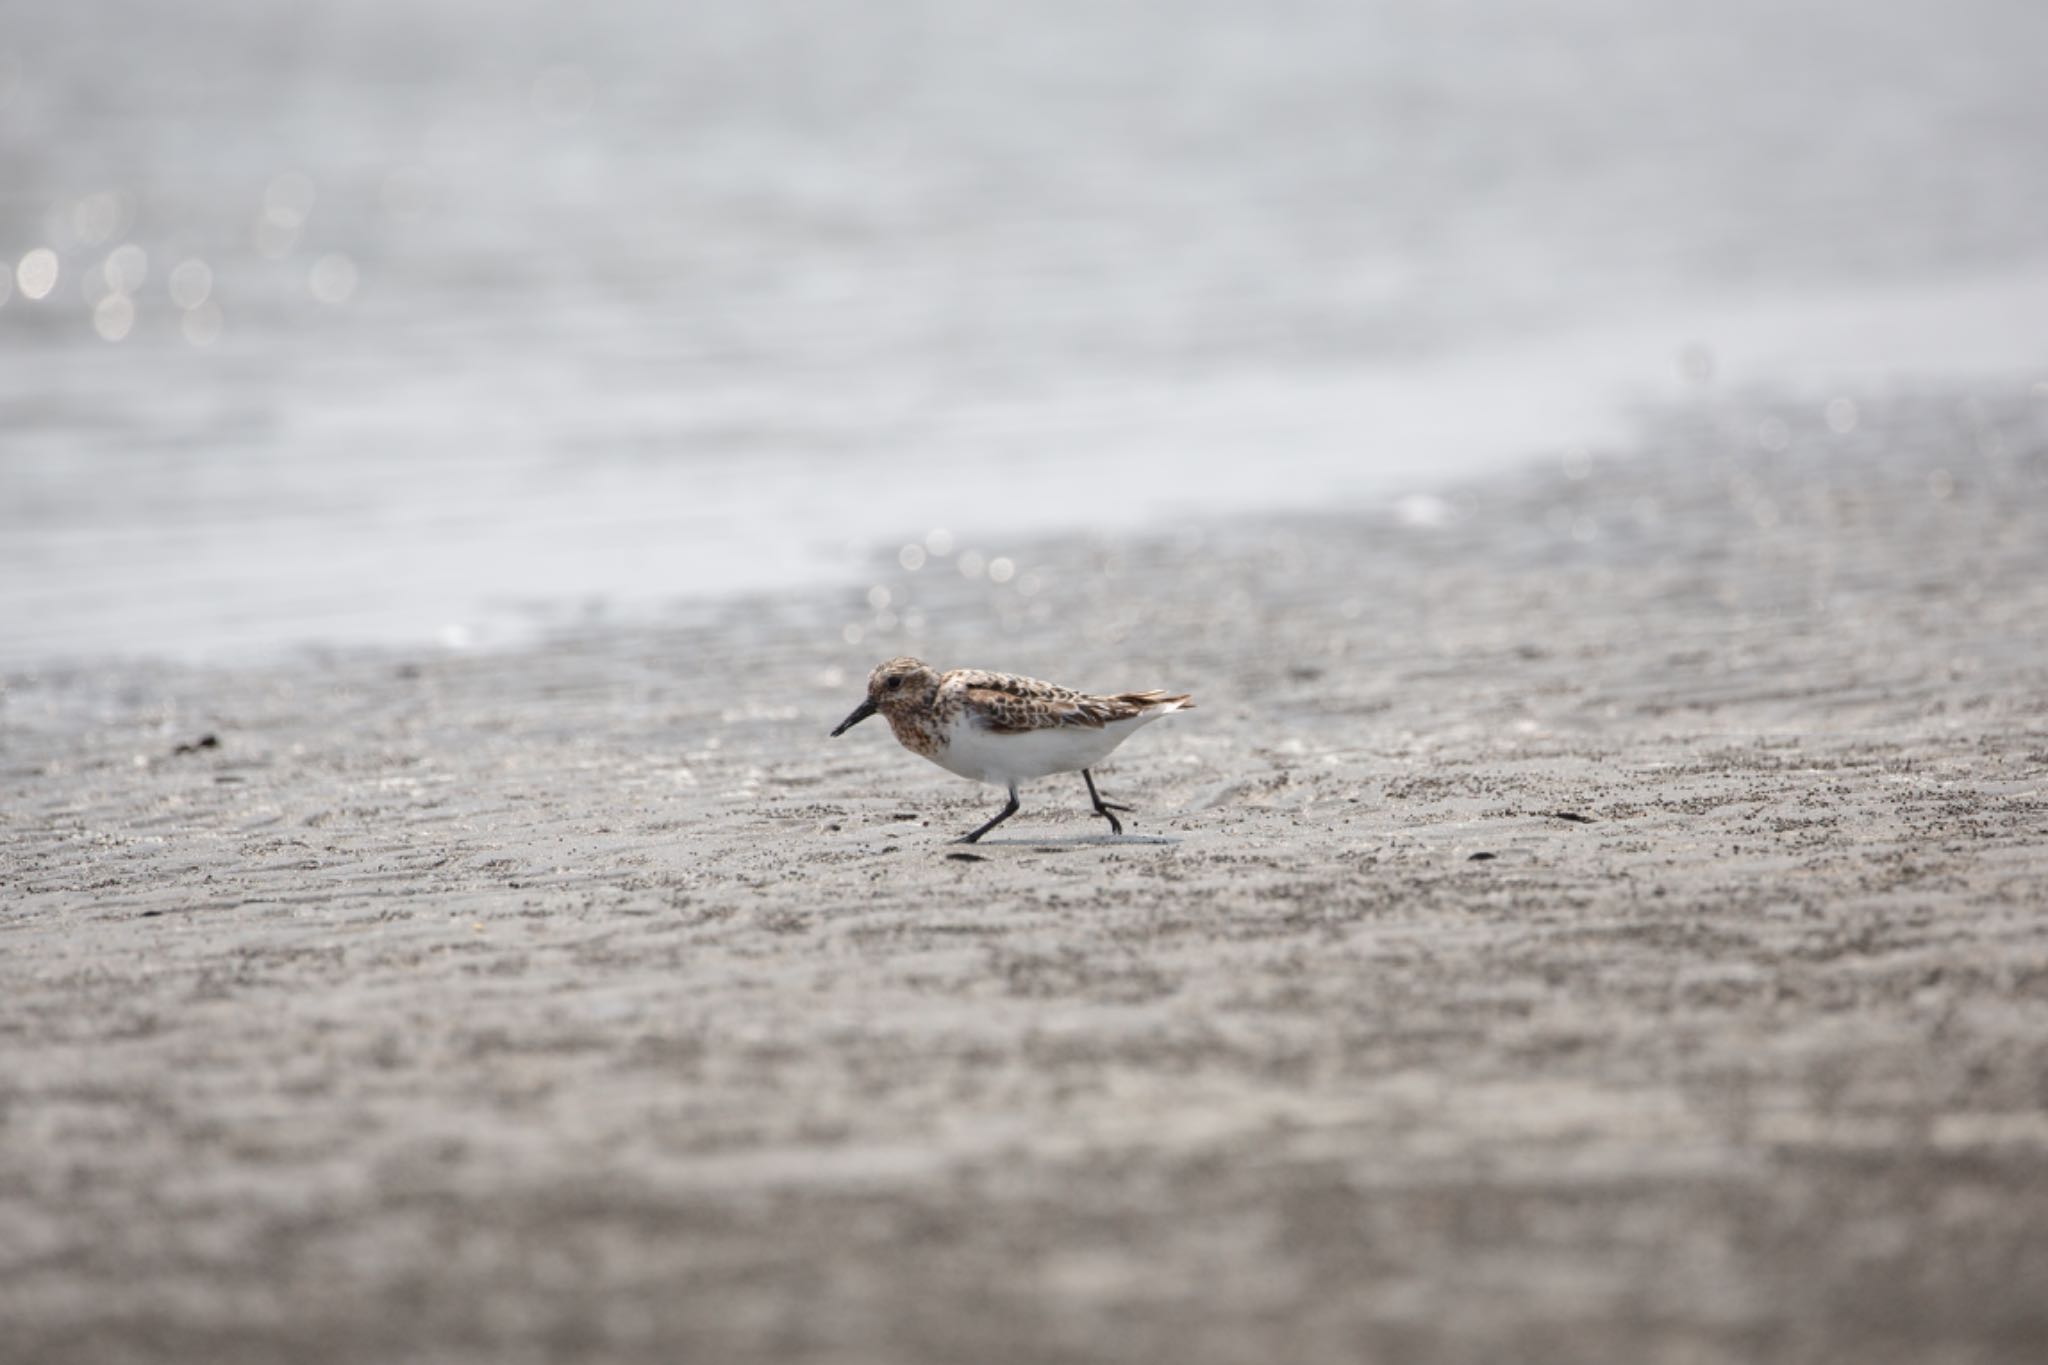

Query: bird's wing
left=944, top=670, right=1142, bottom=734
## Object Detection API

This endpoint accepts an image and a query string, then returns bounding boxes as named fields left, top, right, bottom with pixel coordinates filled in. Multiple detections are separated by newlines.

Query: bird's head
left=830, top=656, right=939, bottom=736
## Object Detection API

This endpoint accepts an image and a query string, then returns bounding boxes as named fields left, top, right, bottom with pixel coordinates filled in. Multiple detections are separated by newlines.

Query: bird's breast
left=885, top=710, right=945, bottom=758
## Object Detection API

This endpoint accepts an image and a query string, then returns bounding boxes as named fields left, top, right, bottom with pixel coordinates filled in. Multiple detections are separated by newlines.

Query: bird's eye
left=886, top=676, right=902, bottom=691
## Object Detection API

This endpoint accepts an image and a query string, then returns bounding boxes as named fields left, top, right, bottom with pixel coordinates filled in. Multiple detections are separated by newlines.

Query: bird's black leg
left=1082, top=769, right=1132, bottom=836
left=957, top=784, right=1021, bottom=844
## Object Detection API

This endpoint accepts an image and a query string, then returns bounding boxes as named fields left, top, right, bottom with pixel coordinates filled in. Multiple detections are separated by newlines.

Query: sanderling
left=830, top=656, right=1195, bottom=843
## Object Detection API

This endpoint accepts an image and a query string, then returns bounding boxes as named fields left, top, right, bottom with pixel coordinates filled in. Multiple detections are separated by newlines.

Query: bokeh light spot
left=168, top=258, right=212, bottom=309
left=16, top=247, right=59, bottom=300
left=986, top=557, right=1015, bottom=583
left=72, top=191, right=129, bottom=247
left=104, top=243, right=147, bottom=294
left=256, top=173, right=315, bottom=258
left=308, top=253, right=359, bottom=304
left=1395, top=494, right=1452, bottom=527
left=898, top=544, right=926, bottom=571
left=92, top=293, right=135, bottom=342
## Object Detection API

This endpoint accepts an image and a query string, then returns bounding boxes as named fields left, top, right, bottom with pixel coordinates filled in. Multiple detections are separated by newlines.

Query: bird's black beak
left=830, top=698, right=878, bottom=737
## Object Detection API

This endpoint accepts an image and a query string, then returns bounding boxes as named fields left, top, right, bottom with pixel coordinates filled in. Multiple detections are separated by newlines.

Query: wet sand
left=4, top=383, right=2048, bottom=1364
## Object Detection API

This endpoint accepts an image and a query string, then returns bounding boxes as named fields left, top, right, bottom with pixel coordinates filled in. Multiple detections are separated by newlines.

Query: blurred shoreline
left=5, top=259, right=2046, bottom=673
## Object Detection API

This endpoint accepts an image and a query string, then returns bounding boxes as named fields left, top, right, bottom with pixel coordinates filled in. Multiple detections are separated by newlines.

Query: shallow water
left=3, top=0, right=2045, bottom=666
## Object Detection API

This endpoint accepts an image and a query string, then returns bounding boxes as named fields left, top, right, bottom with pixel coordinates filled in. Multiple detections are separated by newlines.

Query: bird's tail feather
left=1114, top=690, right=1194, bottom=713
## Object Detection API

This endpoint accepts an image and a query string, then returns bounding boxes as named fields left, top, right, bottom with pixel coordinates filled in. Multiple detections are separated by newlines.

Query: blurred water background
left=3, top=0, right=2045, bottom=666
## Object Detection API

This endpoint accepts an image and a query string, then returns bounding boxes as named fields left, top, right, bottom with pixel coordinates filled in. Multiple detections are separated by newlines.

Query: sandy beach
left=5, top=381, right=2046, bottom=1363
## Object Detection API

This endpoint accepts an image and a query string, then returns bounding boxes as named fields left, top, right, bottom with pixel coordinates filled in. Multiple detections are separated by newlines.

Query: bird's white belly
left=930, top=715, right=1152, bottom=786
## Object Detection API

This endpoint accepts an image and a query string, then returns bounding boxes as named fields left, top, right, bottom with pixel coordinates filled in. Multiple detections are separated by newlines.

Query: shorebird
left=830, top=657, right=1195, bottom=843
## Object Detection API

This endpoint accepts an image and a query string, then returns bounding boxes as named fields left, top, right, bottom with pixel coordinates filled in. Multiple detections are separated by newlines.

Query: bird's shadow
left=952, top=834, right=1180, bottom=850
